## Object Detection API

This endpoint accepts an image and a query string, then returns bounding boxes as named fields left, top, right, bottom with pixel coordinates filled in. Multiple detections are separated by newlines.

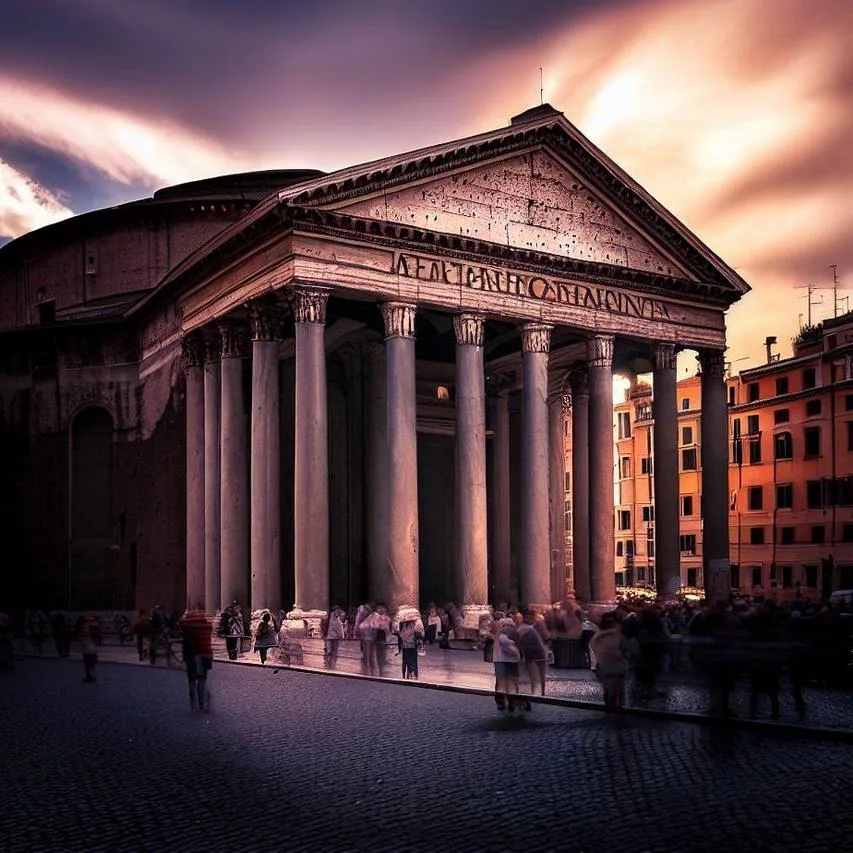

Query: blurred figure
left=359, top=604, right=391, bottom=676
left=131, top=609, right=150, bottom=662
left=588, top=612, right=630, bottom=713
left=745, top=602, right=782, bottom=720
left=492, top=616, right=522, bottom=714
left=29, top=610, right=47, bottom=654
left=323, top=605, right=346, bottom=667
left=632, top=607, right=668, bottom=700
left=180, top=610, right=213, bottom=712
left=353, top=601, right=373, bottom=667
left=51, top=611, right=71, bottom=658
left=148, top=605, right=163, bottom=665
left=80, top=616, right=101, bottom=683
left=253, top=612, right=276, bottom=665
left=395, top=615, right=424, bottom=680
left=517, top=610, right=549, bottom=698
left=425, top=603, right=442, bottom=646
left=220, top=600, right=244, bottom=661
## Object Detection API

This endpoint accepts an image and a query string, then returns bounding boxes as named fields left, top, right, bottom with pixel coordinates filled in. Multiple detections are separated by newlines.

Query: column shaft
left=700, top=349, right=731, bottom=603
left=454, top=314, right=488, bottom=610
left=570, top=371, right=591, bottom=604
left=220, top=323, right=249, bottom=611
left=183, top=335, right=205, bottom=611
left=549, top=394, right=567, bottom=602
left=294, top=288, right=330, bottom=612
left=364, top=342, right=388, bottom=605
left=588, top=335, right=616, bottom=604
left=489, top=390, right=512, bottom=605
left=653, top=344, right=680, bottom=597
left=382, top=303, right=419, bottom=612
left=203, top=334, right=221, bottom=611
left=521, top=323, right=552, bottom=607
left=250, top=304, right=282, bottom=614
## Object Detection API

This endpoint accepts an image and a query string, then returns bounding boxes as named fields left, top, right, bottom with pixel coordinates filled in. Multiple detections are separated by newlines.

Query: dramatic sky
left=1, top=0, right=850, bottom=370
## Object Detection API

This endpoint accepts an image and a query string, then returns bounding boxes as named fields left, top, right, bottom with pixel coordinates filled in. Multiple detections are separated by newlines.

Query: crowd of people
left=5, top=593, right=852, bottom=719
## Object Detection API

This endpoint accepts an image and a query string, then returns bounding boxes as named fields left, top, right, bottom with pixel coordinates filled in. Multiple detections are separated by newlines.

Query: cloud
left=0, top=157, right=73, bottom=240
left=0, top=76, right=251, bottom=188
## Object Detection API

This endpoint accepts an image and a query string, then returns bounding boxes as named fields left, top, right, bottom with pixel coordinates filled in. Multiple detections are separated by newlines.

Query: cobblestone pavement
left=3, top=655, right=853, bottom=853
left=14, top=637, right=853, bottom=732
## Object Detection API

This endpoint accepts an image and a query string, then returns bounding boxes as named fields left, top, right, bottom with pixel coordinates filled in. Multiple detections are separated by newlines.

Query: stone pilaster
left=202, top=329, right=221, bottom=611
left=250, top=302, right=284, bottom=616
left=453, top=313, right=488, bottom=628
left=219, top=320, right=249, bottom=611
left=568, top=368, right=590, bottom=604
left=182, top=333, right=205, bottom=611
left=381, top=302, right=419, bottom=613
left=521, top=322, right=552, bottom=608
left=292, top=287, right=330, bottom=617
left=652, top=343, right=680, bottom=598
left=588, top=334, right=616, bottom=605
left=699, top=348, right=731, bottom=604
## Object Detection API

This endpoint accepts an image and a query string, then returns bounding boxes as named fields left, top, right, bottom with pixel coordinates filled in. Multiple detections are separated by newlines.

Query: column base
left=393, top=604, right=423, bottom=631
left=459, top=604, right=491, bottom=641
left=586, top=601, right=618, bottom=621
left=283, top=608, right=327, bottom=639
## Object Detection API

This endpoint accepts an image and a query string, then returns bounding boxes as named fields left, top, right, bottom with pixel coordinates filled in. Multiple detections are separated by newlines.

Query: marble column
left=292, top=287, right=330, bottom=619
left=203, top=330, right=221, bottom=612
left=588, top=335, right=616, bottom=605
left=568, top=368, right=591, bottom=604
left=488, top=383, right=512, bottom=606
left=549, top=393, right=568, bottom=602
left=182, top=333, right=205, bottom=611
left=363, top=341, right=388, bottom=606
left=454, top=313, right=489, bottom=627
left=219, top=320, right=249, bottom=611
left=521, top=322, right=552, bottom=608
left=653, top=343, right=680, bottom=598
left=381, top=302, right=419, bottom=616
left=250, top=302, right=283, bottom=618
left=700, top=348, right=731, bottom=604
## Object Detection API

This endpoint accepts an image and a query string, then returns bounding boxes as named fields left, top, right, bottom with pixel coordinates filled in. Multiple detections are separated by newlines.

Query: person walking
left=253, top=611, right=276, bottom=665
left=359, top=604, right=391, bottom=676
left=517, top=610, right=549, bottom=699
left=50, top=611, right=71, bottom=658
left=180, top=610, right=213, bottom=712
left=588, top=612, right=631, bottom=713
left=131, top=609, right=150, bottom=662
left=395, top=609, right=424, bottom=680
left=80, top=616, right=101, bottom=683
left=323, top=605, right=345, bottom=667
left=148, top=605, right=163, bottom=665
left=492, top=616, right=522, bottom=714
left=425, top=604, right=442, bottom=646
left=220, top=600, right=245, bottom=661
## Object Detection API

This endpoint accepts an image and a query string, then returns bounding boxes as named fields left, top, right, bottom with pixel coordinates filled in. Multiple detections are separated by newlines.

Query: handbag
left=417, top=642, right=426, bottom=657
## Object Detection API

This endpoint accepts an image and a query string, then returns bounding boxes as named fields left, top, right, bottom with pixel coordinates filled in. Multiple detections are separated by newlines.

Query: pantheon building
left=0, top=105, right=748, bottom=622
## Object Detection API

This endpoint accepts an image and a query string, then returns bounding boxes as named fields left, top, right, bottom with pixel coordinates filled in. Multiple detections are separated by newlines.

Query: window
left=616, top=541, right=624, bottom=557
left=811, top=525, right=825, bottom=544
left=564, top=471, right=571, bottom=491
left=846, top=394, right=853, bottom=412
left=626, top=541, right=634, bottom=557
left=620, top=457, right=631, bottom=479
left=686, top=567, right=697, bottom=587
left=730, top=563, right=740, bottom=589
left=749, top=438, right=762, bottom=464
left=806, top=399, right=822, bottom=417
left=806, top=480, right=823, bottom=508
left=837, top=477, right=853, bottom=506
left=844, top=524, right=853, bottom=543
left=803, top=367, right=816, bottom=389
left=770, top=565, right=777, bottom=587
left=732, top=438, right=743, bottom=465
left=618, top=412, right=632, bottom=439
left=776, top=483, right=793, bottom=509
left=774, top=409, right=790, bottom=424
left=682, top=426, right=693, bottom=445
left=641, top=457, right=653, bottom=475
left=782, top=566, right=792, bottom=588
left=681, top=495, right=694, bottom=517
left=728, top=386, right=736, bottom=406
left=748, top=383, right=759, bottom=402
left=775, top=377, right=789, bottom=396
left=747, top=414, right=760, bottom=434
left=848, top=422, right=853, bottom=452
left=648, top=540, right=655, bottom=558
left=681, top=448, right=698, bottom=470
left=750, top=527, right=765, bottom=545
left=780, top=526, right=794, bottom=545
left=732, top=418, right=741, bottom=438
left=774, top=432, right=793, bottom=459
left=748, top=486, right=763, bottom=510
left=642, top=506, right=655, bottom=523
left=681, top=398, right=690, bottom=411
left=804, top=426, right=821, bottom=457
left=618, top=510, right=631, bottom=530
left=805, top=565, right=818, bottom=588
left=679, top=534, right=696, bottom=555
left=751, top=566, right=762, bottom=588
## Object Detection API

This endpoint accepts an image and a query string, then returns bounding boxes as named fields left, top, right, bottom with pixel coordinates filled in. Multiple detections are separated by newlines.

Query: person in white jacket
left=491, top=619, right=522, bottom=713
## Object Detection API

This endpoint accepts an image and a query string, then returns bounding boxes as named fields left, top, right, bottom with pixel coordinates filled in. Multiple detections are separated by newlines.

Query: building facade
left=0, top=105, right=748, bottom=619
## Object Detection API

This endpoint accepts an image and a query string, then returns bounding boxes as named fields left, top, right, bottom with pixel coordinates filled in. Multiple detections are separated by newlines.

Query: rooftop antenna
left=830, top=264, right=839, bottom=317
left=794, top=281, right=822, bottom=326
left=539, top=67, right=544, bottom=105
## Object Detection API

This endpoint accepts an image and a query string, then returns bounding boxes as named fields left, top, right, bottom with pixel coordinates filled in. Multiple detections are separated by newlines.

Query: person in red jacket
left=180, top=610, right=213, bottom=712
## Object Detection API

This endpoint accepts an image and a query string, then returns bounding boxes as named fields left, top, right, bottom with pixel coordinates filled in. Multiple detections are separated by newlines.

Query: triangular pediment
left=333, top=149, right=690, bottom=279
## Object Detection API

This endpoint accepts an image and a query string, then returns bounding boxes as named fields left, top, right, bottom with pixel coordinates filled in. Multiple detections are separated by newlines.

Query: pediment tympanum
left=335, top=149, right=689, bottom=279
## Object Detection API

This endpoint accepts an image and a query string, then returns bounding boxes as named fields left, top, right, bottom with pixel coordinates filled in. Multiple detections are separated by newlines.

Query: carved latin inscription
left=453, top=313, right=485, bottom=347
left=393, top=251, right=672, bottom=321
left=381, top=302, right=416, bottom=340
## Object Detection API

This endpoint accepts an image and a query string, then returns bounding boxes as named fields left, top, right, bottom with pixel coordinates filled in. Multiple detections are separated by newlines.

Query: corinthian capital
left=521, top=322, right=552, bottom=354
left=181, top=333, right=204, bottom=372
left=587, top=334, right=614, bottom=368
left=653, top=342, right=676, bottom=371
left=698, top=348, right=726, bottom=380
left=250, top=302, right=285, bottom=342
left=292, top=287, right=330, bottom=325
left=453, top=312, right=485, bottom=347
left=380, top=302, right=416, bottom=340
left=218, top=320, right=249, bottom=359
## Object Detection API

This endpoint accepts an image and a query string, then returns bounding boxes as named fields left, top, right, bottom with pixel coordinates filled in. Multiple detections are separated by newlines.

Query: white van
left=829, top=589, right=853, bottom=609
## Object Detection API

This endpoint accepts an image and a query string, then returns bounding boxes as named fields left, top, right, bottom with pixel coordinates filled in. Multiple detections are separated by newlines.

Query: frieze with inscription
left=394, top=251, right=672, bottom=321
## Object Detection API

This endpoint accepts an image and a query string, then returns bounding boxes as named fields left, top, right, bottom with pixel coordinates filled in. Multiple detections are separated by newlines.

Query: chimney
left=764, top=336, right=777, bottom=364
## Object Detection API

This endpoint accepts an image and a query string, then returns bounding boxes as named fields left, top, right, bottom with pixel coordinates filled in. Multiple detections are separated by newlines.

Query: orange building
left=603, top=314, right=853, bottom=601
